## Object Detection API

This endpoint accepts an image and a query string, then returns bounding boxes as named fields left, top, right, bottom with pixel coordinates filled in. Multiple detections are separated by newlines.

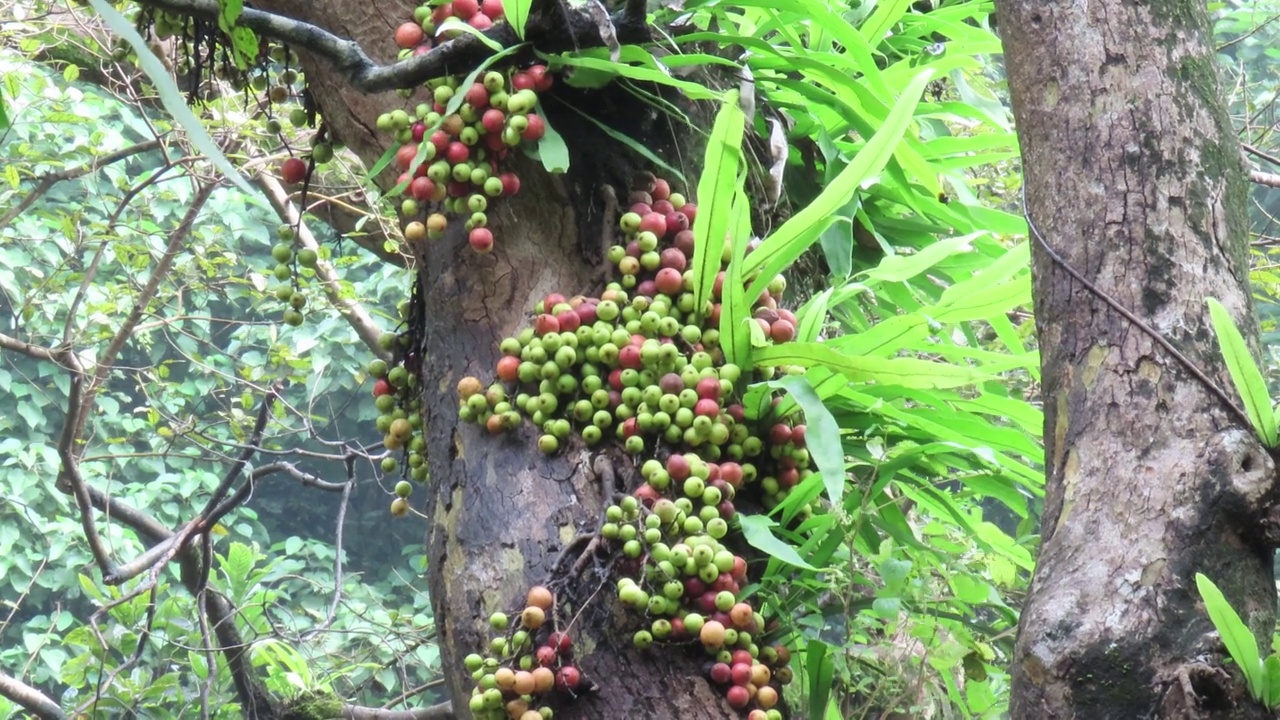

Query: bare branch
left=131, top=0, right=652, bottom=92
left=1251, top=169, right=1280, bottom=188
left=56, top=350, right=117, bottom=577
left=0, top=332, right=61, bottom=362
left=0, top=670, right=65, bottom=720
left=342, top=701, right=454, bottom=720
left=256, top=174, right=392, bottom=361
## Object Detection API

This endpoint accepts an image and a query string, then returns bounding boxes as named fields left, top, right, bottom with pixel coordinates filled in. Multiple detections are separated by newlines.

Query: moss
left=281, top=691, right=346, bottom=720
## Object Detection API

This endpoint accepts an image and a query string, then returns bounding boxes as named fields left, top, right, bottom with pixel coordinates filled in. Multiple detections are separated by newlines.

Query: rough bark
left=241, top=1, right=738, bottom=717
left=995, top=1, right=1280, bottom=718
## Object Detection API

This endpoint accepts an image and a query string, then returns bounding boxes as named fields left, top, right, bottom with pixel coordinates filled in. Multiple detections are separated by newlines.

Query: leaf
left=859, top=0, right=914, bottom=44
left=436, top=18, right=504, bottom=51
left=1206, top=298, right=1276, bottom=447
left=1196, top=573, right=1264, bottom=699
left=691, top=91, right=745, bottom=323
left=738, top=515, right=817, bottom=570
left=505, top=0, right=533, bottom=40
left=533, top=98, right=569, bottom=173
left=719, top=184, right=753, bottom=367
left=1265, top=655, right=1280, bottom=708
left=753, top=342, right=986, bottom=389
left=805, top=640, right=835, bottom=720
left=762, top=374, right=845, bottom=503
left=860, top=233, right=980, bottom=283
left=742, top=69, right=935, bottom=301
left=87, top=0, right=256, bottom=196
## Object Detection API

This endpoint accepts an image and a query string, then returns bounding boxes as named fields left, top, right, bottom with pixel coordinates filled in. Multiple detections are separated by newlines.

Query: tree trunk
left=246, top=1, right=739, bottom=717
left=995, top=1, right=1279, bottom=717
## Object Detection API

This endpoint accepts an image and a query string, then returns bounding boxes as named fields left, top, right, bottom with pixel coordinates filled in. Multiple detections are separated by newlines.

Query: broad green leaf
left=505, top=0, right=533, bottom=39
left=742, top=69, right=935, bottom=301
left=1206, top=298, right=1276, bottom=447
left=925, top=275, right=1031, bottom=324
left=691, top=91, right=745, bottom=322
left=738, top=514, right=817, bottom=570
left=545, top=50, right=724, bottom=100
left=1196, top=573, right=1264, bottom=699
left=753, top=342, right=985, bottom=389
left=216, top=0, right=257, bottom=67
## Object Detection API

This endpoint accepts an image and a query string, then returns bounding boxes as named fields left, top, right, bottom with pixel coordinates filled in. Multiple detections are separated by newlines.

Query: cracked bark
left=245, top=0, right=737, bottom=716
left=996, top=1, right=1280, bottom=718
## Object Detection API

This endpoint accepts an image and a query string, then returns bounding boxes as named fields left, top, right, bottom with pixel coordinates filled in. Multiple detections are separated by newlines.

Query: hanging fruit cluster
left=376, top=0, right=555, bottom=254
left=451, top=172, right=807, bottom=717
left=369, top=324, right=429, bottom=515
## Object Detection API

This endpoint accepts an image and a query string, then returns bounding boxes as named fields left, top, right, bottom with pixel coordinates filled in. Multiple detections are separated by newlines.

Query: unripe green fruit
left=538, top=434, right=558, bottom=454
left=283, top=308, right=304, bottom=326
left=381, top=457, right=398, bottom=473
left=395, top=480, right=413, bottom=498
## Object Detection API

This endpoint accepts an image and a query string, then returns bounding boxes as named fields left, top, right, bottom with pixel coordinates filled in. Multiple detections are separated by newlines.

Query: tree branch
left=132, top=0, right=652, bottom=92
left=342, top=701, right=453, bottom=720
left=0, top=670, right=65, bottom=720
left=1251, top=169, right=1280, bottom=188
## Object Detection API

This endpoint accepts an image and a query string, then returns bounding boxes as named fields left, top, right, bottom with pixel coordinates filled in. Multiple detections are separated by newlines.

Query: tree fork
left=996, top=1, right=1280, bottom=717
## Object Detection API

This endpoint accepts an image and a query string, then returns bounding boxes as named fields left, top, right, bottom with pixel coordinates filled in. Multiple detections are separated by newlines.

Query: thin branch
left=342, top=701, right=454, bottom=720
left=0, top=138, right=166, bottom=227
left=1251, top=169, right=1280, bottom=188
left=0, top=332, right=61, bottom=362
left=1243, top=143, right=1280, bottom=167
left=255, top=174, right=391, bottom=361
left=0, top=670, right=65, bottom=720
left=131, top=0, right=652, bottom=92
left=56, top=350, right=117, bottom=577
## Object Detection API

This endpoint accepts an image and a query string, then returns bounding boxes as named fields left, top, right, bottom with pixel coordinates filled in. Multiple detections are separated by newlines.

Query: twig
left=342, top=701, right=454, bottom=719
left=1250, top=169, right=1280, bottom=188
left=0, top=670, right=65, bottom=720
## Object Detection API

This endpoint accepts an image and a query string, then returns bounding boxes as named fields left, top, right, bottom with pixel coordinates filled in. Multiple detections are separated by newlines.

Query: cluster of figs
left=377, top=0, right=553, bottom=253
left=450, top=172, right=808, bottom=717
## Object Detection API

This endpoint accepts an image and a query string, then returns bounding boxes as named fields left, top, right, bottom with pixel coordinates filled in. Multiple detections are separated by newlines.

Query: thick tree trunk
left=245, top=1, right=738, bottom=717
left=995, top=1, right=1279, bottom=717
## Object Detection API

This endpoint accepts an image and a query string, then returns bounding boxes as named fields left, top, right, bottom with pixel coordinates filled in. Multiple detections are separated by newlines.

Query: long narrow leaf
left=691, top=92, right=745, bottom=323
left=720, top=184, right=753, bottom=367
left=1196, top=573, right=1265, bottom=699
left=753, top=343, right=985, bottom=389
left=1206, top=298, right=1276, bottom=447
left=89, top=0, right=255, bottom=196
left=859, top=0, right=913, bottom=44
left=741, top=69, right=935, bottom=302
left=764, top=374, right=845, bottom=503
left=505, top=0, right=532, bottom=39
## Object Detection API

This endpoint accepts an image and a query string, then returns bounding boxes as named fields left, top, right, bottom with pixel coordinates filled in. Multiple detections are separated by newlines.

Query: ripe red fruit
left=410, top=177, right=436, bottom=202
left=527, top=64, right=554, bottom=92
left=465, top=82, right=489, bottom=109
left=431, top=3, right=453, bottom=24
left=281, top=157, right=307, bottom=184
left=496, top=356, right=520, bottom=383
left=633, top=482, right=660, bottom=505
left=413, top=43, right=432, bottom=57
left=575, top=303, right=597, bottom=325
left=684, top=577, right=706, bottom=597
left=481, top=108, right=506, bottom=133
left=730, top=603, right=754, bottom=628
left=618, top=344, right=642, bottom=370
left=651, top=199, right=675, bottom=216
left=395, top=22, right=424, bottom=49
left=511, top=72, right=535, bottom=91
left=769, top=423, right=792, bottom=446
left=665, top=210, right=689, bottom=235
left=791, top=424, right=807, bottom=447
left=680, top=202, right=698, bottom=225
left=654, top=267, right=683, bottom=296
left=770, top=318, right=797, bottom=343
left=779, top=467, right=800, bottom=488
left=546, top=632, right=572, bottom=654
left=522, top=114, right=546, bottom=141
left=730, top=662, right=752, bottom=687
left=720, top=462, right=743, bottom=487
left=651, top=177, right=670, bottom=200
left=411, top=122, right=427, bottom=142
left=667, top=454, right=691, bottom=480
left=732, top=649, right=753, bottom=667
left=468, top=227, right=494, bottom=253
left=500, top=172, right=521, bottom=196
left=674, top=229, right=695, bottom=256
left=554, top=665, right=581, bottom=692
left=452, top=0, right=479, bottom=19
left=446, top=142, right=470, bottom=164
left=695, top=398, right=720, bottom=418
left=393, top=144, right=418, bottom=172
left=481, top=0, right=504, bottom=18
left=709, top=662, right=732, bottom=684
left=468, top=12, right=492, bottom=29
left=543, top=293, right=567, bottom=310
left=639, top=212, right=667, bottom=237
left=732, top=555, right=748, bottom=581
left=696, top=377, right=722, bottom=401
left=556, top=309, right=581, bottom=332
left=659, top=247, right=687, bottom=271
left=535, top=645, right=557, bottom=667
left=531, top=314, right=559, bottom=336
left=373, top=379, right=393, bottom=397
